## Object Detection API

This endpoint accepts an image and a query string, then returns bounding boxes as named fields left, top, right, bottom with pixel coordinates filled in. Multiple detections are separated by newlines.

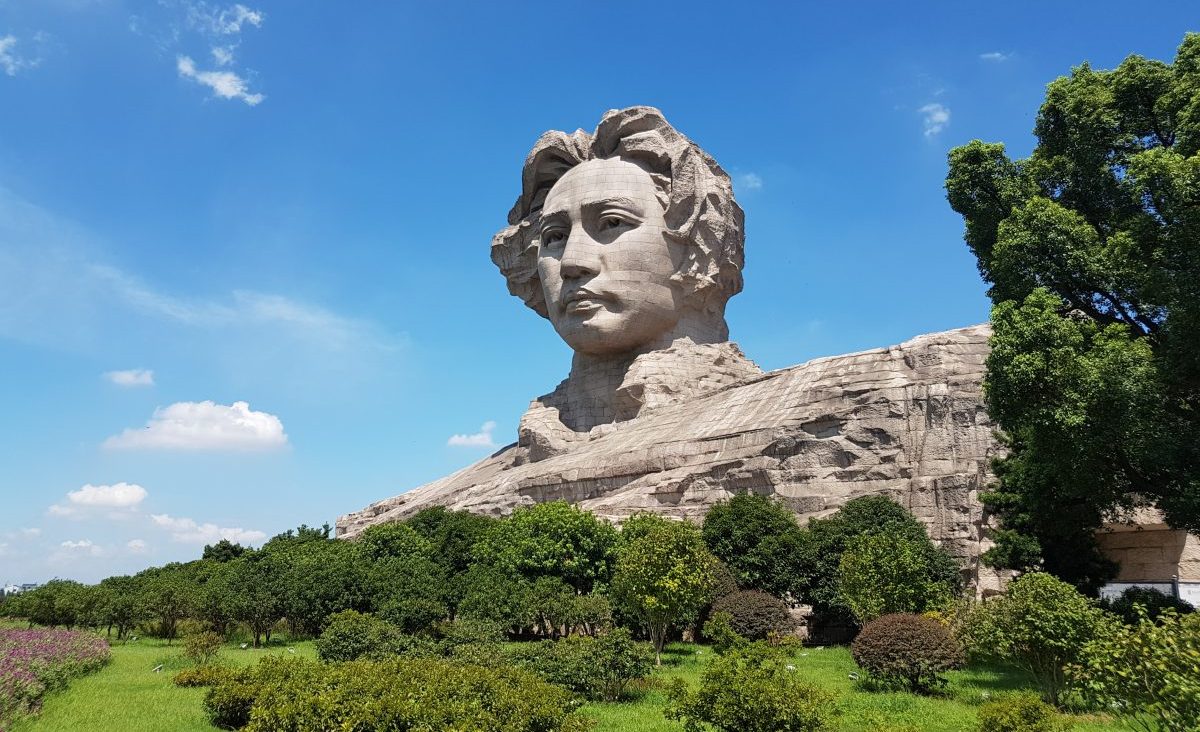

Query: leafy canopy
left=946, top=33, right=1200, bottom=591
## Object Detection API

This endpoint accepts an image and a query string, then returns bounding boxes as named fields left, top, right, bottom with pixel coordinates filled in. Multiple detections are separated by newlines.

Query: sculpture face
left=537, top=158, right=683, bottom=356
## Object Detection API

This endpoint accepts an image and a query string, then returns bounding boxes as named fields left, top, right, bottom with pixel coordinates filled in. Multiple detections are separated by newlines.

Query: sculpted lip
left=563, top=288, right=610, bottom=313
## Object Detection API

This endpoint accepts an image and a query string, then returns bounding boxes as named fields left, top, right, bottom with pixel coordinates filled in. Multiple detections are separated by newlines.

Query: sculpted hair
left=491, top=106, right=745, bottom=321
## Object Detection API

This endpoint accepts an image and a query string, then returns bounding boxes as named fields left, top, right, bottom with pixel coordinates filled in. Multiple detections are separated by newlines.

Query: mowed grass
left=581, top=643, right=1126, bottom=732
left=12, top=637, right=316, bottom=732
left=11, top=634, right=1125, bottom=732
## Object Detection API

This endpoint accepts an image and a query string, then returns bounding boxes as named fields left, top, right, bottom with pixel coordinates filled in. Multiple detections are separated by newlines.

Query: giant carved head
left=491, top=107, right=745, bottom=356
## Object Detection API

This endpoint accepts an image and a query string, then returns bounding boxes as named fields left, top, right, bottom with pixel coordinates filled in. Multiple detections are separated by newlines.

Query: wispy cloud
left=151, top=513, right=265, bottom=544
left=0, top=187, right=402, bottom=388
left=919, top=103, right=950, bottom=137
left=49, top=482, right=148, bottom=519
left=177, top=54, right=263, bottom=105
left=211, top=45, right=234, bottom=66
left=131, top=2, right=267, bottom=105
left=736, top=173, right=764, bottom=192
left=0, top=35, right=38, bottom=76
left=126, top=538, right=148, bottom=553
left=104, top=400, right=288, bottom=451
left=105, top=368, right=155, bottom=387
left=186, top=2, right=264, bottom=35
left=448, top=420, right=497, bottom=448
left=979, top=51, right=1012, bottom=62
left=59, top=539, right=103, bottom=556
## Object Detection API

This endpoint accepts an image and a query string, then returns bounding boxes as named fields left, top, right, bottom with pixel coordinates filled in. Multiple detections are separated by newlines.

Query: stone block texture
left=339, top=324, right=1008, bottom=591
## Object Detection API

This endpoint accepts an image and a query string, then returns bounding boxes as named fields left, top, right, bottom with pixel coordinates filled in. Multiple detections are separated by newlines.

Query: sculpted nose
left=559, top=228, right=601, bottom=279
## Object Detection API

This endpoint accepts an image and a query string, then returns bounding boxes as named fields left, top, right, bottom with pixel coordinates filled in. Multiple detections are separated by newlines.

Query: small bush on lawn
left=666, top=642, right=836, bottom=732
left=702, top=611, right=748, bottom=655
left=961, top=572, right=1117, bottom=705
left=173, top=665, right=231, bottom=688
left=976, top=693, right=1071, bottom=732
left=1098, top=586, right=1194, bottom=625
left=206, top=655, right=592, bottom=731
left=851, top=613, right=963, bottom=694
left=710, top=590, right=796, bottom=640
left=182, top=630, right=224, bottom=666
left=1070, top=608, right=1200, bottom=732
left=204, top=656, right=324, bottom=730
left=506, top=628, right=654, bottom=701
left=314, top=609, right=400, bottom=662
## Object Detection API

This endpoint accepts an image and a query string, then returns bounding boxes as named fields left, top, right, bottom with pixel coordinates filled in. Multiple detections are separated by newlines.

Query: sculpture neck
left=560, top=312, right=729, bottom=431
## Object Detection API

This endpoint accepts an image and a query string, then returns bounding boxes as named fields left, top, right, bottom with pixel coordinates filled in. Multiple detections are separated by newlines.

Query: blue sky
left=0, top=0, right=1194, bottom=584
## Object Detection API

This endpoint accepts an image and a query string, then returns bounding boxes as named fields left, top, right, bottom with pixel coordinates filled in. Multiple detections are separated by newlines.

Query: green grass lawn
left=580, top=643, right=1125, bottom=732
left=12, top=636, right=1125, bottom=732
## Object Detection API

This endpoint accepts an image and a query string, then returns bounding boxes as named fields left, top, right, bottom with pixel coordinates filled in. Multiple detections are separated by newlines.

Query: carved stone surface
left=339, top=107, right=1007, bottom=591
left=339, top=324, right=1006, bottom=590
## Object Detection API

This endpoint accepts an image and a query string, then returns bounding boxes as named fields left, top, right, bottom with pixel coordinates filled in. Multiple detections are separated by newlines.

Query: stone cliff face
left=339, top=324, right=1004, bottom=590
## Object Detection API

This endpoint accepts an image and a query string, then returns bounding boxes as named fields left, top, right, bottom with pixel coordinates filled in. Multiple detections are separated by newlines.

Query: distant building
left=1, top=583, right=39, bottom=598
left=1097, top=511, right=1200, bottom=606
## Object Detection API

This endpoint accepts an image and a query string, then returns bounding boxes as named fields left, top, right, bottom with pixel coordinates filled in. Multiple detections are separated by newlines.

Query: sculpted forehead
left=542, top=158, right=659, bottom=215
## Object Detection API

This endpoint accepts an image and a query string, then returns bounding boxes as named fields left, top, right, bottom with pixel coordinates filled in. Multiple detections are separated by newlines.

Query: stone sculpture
left=340, top=107, right=1005, bottom=591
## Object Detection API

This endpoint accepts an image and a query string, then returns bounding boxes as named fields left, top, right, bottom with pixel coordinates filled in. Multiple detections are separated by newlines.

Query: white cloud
left=919, top=103, right=950, bottom=137
left=177, top=55, right=263, bottom=105
left=126, top=539, right=148, bottom=553
left=49, top=482, right=148, bottom=518
left=60, top=539, right=103, bottom=556
left=104, top=400, right=287, bottom=451
left=0, top=35, right=37, bottom=76
left=979, top=51, right=1012, bottom=62
left=186, top=3, right=264, bottom=35
left=737, top=173, right=763, bottom=191
left=448, top=420, right=498, bottom=448
left=150, top=513, right=265, bottom=545
left=211, top=45, right=234, bottom=65
left=105, top=368, right=155, bottom=387
left=18, top=528, right=40, bottom=538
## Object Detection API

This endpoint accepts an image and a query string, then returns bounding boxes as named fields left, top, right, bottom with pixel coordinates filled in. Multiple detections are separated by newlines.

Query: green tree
left=475, top=501, right=618, bottom=593
left=790, top=496, right=958, bottom=625
left=405, top=506, right=498, bottom=576
left=224, top=553, right=284, bottom=647
left=202, top=539, right=247, bottom=563
left=138, top=564, right=199, bottom=642
left=962, top=572, right=1118, bottom=705
left=701, top=493, right=804, bottom=597
left=610, top=521, right=718, bottom=664
left=838, top=532, right=957, bottom=624
left=275, top=540, right=371, bottom=637
left=1070, top=608, right=1200, bottom=732
left=946, top=34, right=1200, bottom=591
left=97, top=575, right=146, bottom=639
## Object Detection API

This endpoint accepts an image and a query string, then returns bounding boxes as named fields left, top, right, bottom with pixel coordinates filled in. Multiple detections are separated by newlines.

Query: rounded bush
left=850, top=613, right=963, bottom=694
left=711, top=590, right=796, bottom=640
left=667, top=643, right=836, bottom=732
left=173, top=665, right=231, bottom=688
left=1099, top=586, right=1194, bottom=625
left=314, top=609, right=398, bottom=662
left=976, top=693, right=1069, bottom=732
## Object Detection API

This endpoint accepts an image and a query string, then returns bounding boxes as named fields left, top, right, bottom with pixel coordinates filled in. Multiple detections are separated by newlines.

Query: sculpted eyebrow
left=585, top=196, right=644, bottom=213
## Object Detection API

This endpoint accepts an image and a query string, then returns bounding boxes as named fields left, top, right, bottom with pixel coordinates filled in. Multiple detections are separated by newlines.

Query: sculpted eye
left=599, top=215, right=624, bottom=231
left=541, top=227, right=566, bottom=247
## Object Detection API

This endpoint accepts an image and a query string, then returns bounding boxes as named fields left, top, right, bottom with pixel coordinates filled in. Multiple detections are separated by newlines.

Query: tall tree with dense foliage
left=701, top=493, right=804, bottom=597
left=611, top=521, right=718, bottom=664
left=946, top=33, right=1200, bottom=591
left=789, top=496, right=959, bottom=626
left=475, top=501, right=618, bottom=593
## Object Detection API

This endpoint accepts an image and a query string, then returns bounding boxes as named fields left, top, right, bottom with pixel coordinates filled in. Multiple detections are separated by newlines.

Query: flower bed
left=0, top=629, right=110, bottom=727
